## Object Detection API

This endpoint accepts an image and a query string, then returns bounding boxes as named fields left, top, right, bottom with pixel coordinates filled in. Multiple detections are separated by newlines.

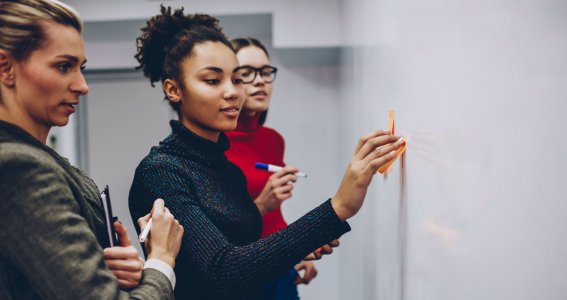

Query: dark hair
left=230, top=37, right=270, bottom=125
left=0, top=0, right=82, bottom=61
left=135, top=5, right=233, bottom=112
left=231, top=37, right=269, bottom=58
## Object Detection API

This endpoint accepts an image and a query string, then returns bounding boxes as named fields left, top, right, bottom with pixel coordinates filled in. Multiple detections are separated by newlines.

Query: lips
left=220, top=106, right=240, bottom=118
left=250, top=91, right=267, bottom=97
left=61, top=102, right=78, bottom=112
left=220, top=106, right=239, bottom=113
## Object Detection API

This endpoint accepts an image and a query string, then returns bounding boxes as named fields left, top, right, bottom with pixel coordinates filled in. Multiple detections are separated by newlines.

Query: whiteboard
left=340, top=0, right=567, bottom=299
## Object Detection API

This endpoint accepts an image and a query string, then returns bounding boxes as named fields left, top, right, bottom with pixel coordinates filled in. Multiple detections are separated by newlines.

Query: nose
left=70, top=72, right=89, bottom=96
left=253, top=71, right=266, bottom=86
left=223, top=80, right=239, bottom=101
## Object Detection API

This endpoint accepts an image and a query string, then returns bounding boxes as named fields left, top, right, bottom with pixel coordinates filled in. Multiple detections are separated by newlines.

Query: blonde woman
left=0, top=1, right=183, bottom=298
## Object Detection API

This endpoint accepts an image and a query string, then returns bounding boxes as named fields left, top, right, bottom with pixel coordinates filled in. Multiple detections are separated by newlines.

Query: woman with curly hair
left=128, top=6, right=405, bottom=300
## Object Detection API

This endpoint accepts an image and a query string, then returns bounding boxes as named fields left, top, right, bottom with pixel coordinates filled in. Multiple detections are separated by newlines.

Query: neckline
left=166, top=120, right=230, bottom=163
left=234, top=112, right=261, bottom=132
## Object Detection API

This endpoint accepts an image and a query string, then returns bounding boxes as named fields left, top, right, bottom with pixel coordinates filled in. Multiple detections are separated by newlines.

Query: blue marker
left=255, top=162, right=308, bottom=178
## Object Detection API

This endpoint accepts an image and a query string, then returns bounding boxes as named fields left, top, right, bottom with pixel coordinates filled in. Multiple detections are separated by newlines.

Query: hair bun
left=135, top=6, right=226, bottom=86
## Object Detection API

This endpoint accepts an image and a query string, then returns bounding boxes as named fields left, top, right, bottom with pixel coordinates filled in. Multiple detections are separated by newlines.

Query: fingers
left=301, top=262, right=318, bottom=284
left=105, top=258, right=144, bottom=272
left=356, top=133, right=400, bottom=161
left=272, top=173, right=298, bottom=187
left=145, top=198, right=184, bottom=268
left=273, top=184, right=293, bottom=200
left=328, top=239, right=340, bottom=248
left=294, top=261, right=318, bottom=285
left=294, top=264, right=306, bottom=285
left=103, top=245, right=139, bottom=260
left=365, top=137, right=406, bottom=172
left=137, top=213, right=151, bottom=230
left=113, top=220, right=132, bottom=247
left=151, top=198, right=165, bottom=218
left=309, top=249, right=323, bottom=260
left=273, top=166, right=300, bottom=178
left=117, top=278, right=139, bottom=289
left=303, top=252, right=318, bottom=261
left=302, top=239, right=340, bottom=262
left=354, top=130, right=391, bottom=155
left=319, top=244, right=334, bottom=255
left=110, top=264, right=143, bottom=288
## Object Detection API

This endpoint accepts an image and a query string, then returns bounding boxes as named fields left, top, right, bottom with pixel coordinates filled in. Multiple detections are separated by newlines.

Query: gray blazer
left=0, top=121, right=173, bottom=299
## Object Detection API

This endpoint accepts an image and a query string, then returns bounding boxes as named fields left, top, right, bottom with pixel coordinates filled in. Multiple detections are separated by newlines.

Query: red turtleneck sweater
left=225, top=113, right=288, bottom=237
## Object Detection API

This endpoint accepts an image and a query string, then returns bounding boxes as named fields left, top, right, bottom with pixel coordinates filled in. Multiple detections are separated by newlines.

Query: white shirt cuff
left=144, top=258, right=176, bottom=289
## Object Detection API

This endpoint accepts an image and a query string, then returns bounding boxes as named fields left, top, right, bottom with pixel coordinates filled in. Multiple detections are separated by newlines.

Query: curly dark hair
left=135, top=5, right=233, bottom=111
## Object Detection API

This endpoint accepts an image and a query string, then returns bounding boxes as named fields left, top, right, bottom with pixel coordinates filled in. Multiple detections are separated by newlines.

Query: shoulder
left=258, top=126, right=285, bottom=149
left=137, top=149, right=182, bottom=173
left=259, top=126, right=284, bottom=141
left=1, top=141, right=50, bottom=160
left=0, top=142, right=62, bottom=176
left=0, top=142, right=78, bottom=213
left=133, top=149, right=195, bottom=188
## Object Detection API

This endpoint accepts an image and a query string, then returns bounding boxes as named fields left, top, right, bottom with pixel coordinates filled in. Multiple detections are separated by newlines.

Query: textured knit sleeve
left=0, top=145, right=173, bottom=300
left=131, top=156, right=351, bottom=298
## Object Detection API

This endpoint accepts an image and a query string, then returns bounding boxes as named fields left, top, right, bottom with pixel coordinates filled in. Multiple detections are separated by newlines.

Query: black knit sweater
left=129, top=120, right=351, bottom=299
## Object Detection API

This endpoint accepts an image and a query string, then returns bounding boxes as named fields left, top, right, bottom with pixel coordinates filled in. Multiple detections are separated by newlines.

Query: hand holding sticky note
left=377, top=110, right=407, bottom=174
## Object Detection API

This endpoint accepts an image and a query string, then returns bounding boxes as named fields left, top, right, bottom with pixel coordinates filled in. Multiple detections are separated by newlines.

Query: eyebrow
left=199, top=66, right=223, bottom=73
left=55, top=54, right=87, bottom=65
left=200, top=66, right=246, bottom=75
left=239, top=64, right=273, bottom=69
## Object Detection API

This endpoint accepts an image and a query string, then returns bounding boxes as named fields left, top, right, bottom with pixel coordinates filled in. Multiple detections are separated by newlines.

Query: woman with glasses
left=128, top=6, right=405, bottom=300
left=225, top=37, right=316, bottom=300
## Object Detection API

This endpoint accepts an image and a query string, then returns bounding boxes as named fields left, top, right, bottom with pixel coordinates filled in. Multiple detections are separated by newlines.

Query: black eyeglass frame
left=238, top=65, right=278, bottom=84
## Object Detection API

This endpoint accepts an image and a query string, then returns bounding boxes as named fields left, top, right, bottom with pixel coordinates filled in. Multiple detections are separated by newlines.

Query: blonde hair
left=0, top=0, right=82, bottom=61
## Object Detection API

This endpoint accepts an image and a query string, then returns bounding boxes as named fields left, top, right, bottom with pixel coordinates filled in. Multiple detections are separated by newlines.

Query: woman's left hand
left=103, top=220, right=144, bottom=289
left=294, top=261, right=318, bottom=285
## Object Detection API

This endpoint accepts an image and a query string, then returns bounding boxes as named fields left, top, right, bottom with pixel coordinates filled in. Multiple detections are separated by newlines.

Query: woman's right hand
left=331, top=130, right=405, bottom=221
left=254, top=166, right=299, bottom=215
left=138, top=199, right=184, bottom=268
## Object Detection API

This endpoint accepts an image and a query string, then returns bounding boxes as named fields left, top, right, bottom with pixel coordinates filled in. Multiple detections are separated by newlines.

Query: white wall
left=84, top=75, right=175, bottom=256
left=340, top=0, right=567, bottom=299
left=65, top=0, right=342, bottom=48
left=267, top=58, right=343, bottom=300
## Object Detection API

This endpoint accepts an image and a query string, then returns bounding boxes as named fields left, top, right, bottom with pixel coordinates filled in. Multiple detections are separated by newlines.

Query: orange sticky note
left=377, top=144, right=406, bottom=174
left=377, top=110, right=406, bottom=174
left=388, top=110, right=395, bottom=135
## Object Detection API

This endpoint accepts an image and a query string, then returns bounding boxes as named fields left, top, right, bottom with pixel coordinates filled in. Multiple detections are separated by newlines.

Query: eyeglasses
left=236, top=65, right=278, bottom=84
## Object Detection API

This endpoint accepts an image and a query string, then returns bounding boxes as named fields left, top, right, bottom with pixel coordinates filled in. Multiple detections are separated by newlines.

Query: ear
left=0, top=50, right=15, bottom=88
left=163, top=79, right=182, bottom=104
